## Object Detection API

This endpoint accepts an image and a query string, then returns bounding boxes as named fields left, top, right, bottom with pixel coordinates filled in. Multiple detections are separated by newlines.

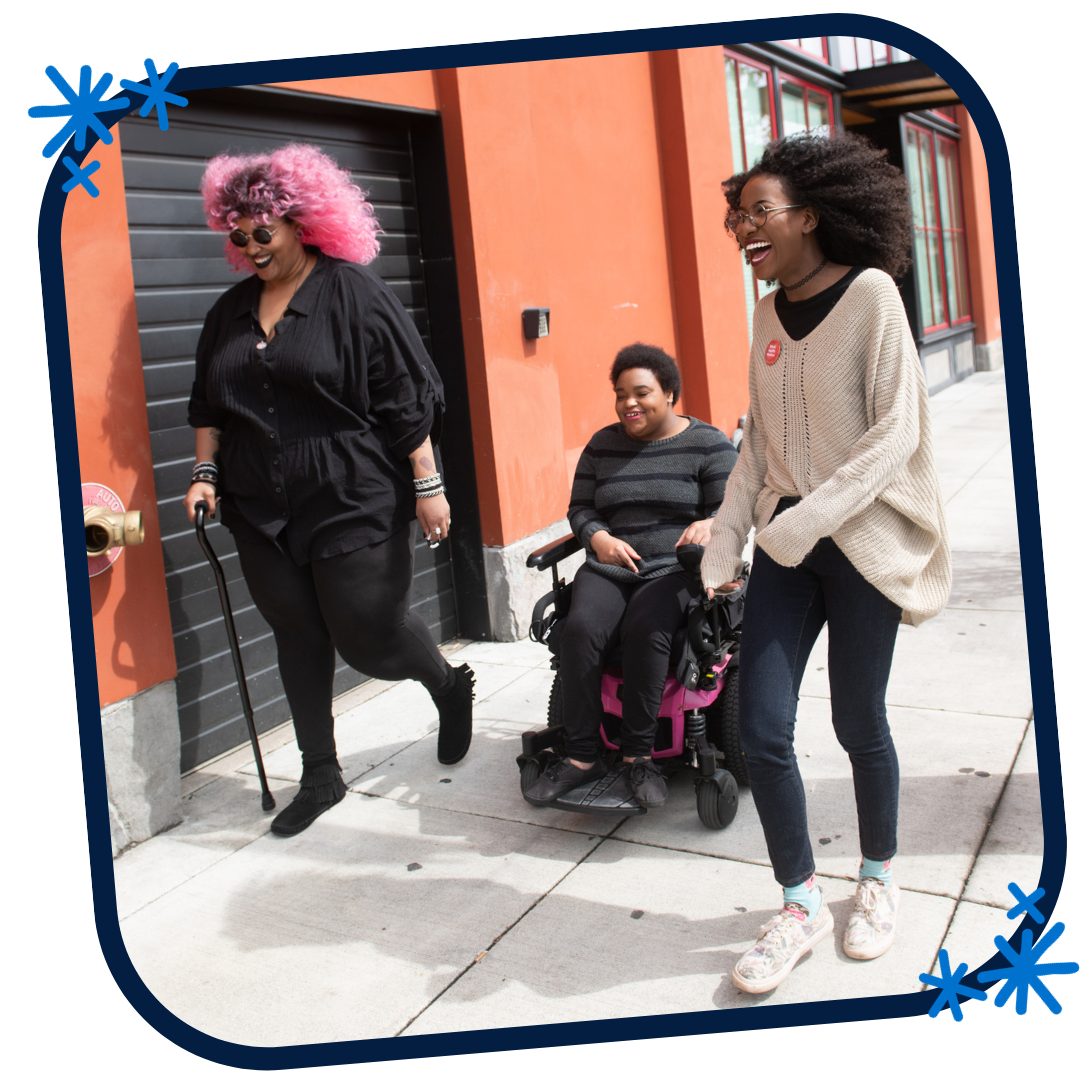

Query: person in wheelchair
left=523, top=343, right=739, bottom=810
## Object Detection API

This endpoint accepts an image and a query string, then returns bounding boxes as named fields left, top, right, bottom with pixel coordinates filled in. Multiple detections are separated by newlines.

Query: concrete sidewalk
left=111, top=369, right=1039, bottom=1045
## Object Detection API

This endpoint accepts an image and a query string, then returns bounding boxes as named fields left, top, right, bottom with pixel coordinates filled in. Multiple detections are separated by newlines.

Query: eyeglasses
left=725, top=202, right=806, bottom=231
left=228, top=224, right=279, bottom=248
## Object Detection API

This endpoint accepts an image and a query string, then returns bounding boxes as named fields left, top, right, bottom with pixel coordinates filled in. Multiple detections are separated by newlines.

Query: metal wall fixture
left=522, top=308, right=550, bottom=339
left=82, top=483, right=144, bottom=575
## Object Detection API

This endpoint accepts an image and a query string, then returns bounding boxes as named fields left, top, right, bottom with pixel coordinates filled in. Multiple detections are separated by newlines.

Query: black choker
left=781, top=257, right=828, bottom=292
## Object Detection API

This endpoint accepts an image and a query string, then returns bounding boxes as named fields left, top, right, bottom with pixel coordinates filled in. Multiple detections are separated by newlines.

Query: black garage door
left=120, top=87, right=469, bottom=772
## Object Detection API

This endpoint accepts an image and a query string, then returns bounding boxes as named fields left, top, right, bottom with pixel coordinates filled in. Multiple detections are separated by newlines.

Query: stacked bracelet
left=192, top=461, right=219, bottom=487
left=414, top=473, right=445, bottom=498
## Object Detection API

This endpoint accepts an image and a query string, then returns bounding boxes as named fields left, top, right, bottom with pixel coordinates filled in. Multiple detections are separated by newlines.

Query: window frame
left=903, top=118, right=973, bottom=335
left=777, top=38, right=830, bottom=62
left=834, top=38, right=911, bottom=71
left=777, top=70, right=837, bottom=136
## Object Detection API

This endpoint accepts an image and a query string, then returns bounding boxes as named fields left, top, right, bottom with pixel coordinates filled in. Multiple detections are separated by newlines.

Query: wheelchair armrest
left=526, top=532, right=583, bottom=571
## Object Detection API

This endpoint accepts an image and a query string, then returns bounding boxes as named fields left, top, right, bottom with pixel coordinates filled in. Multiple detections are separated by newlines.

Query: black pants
left=234, top=522, right=452, bottom=764
left=559, top=564, right=697, bottom=761
left=739, top=498, right=902, bottom=886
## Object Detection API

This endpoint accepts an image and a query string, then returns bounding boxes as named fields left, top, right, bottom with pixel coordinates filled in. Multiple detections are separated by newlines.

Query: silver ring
left=434, top=527, right=441, bottom=535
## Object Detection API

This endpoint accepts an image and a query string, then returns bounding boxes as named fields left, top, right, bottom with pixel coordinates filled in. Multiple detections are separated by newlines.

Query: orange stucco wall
left=958, top=107, right=1000, bottom=347
left=437, top=51, right=753, bottom=546
left=63, top=133, right=177, bottom=706
left=441, top=54, right=680, bottom=545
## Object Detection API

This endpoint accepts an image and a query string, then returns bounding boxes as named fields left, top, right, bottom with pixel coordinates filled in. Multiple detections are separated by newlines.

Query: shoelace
left=758, top=909, right=803, bottom=948
left=856, top=880, right=886, bottom=923
left=628, top=760, right=657, bottom=785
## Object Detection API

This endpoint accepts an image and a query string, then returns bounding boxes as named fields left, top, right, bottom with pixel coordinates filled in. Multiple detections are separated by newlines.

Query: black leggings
left=234, top=522, right=452, bottom=764
left=558, top=564, right=697, bottom=761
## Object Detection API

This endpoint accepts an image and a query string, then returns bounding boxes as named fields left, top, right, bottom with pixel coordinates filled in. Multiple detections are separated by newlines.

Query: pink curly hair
left=201, top=143, right=380, bottom=272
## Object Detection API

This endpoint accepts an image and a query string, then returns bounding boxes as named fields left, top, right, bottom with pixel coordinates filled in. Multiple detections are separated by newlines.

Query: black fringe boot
left=270, top=758, right=347, bottom=837
left=433, top=663, right=476, bottom=765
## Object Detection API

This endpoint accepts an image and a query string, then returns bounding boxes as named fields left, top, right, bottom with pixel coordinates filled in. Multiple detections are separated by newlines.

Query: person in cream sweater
left=701, top=130, right=950, bottom=995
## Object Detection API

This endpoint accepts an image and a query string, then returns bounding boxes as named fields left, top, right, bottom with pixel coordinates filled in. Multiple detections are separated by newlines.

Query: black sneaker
left=523, top=756, right=606, bottom=806
left=626, top=757, right=667, bottom=808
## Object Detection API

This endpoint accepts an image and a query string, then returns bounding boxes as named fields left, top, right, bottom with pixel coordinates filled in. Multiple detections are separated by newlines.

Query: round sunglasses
left=228, top=225, right=279, bottom=248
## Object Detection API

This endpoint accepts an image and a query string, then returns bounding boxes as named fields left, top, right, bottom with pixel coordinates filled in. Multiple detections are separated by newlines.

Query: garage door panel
left=133, top=257, right=239, bottom=288
left=136, top=286, right=230, bottom=324
left=139, top=323, right=204, bottom=362
left=122, top=119, right=412, bottom=178
left=122, top=92, right=457, bottom=771
left=146, top=405, right=193, bottom=446
left=120, top=154, right=208, bottom=191
left=143, top=359, right=196, bottom=402
left=173, top=604, right=271, bottom=670
left=130, top=229, right=230, bottom=261
left=126, top=191, right=207, bottom=227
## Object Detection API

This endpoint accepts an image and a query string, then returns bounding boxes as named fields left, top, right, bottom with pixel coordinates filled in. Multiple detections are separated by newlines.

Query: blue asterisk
left=28, top=65, right=129, bottom=157
left=978, top=922, right=1079, bottom=1014
left=61, top=156, right=102, bottom=197
left=120, top=59, right=187, bottom=131
left=920, top=948, right=988, bottom=1021
left=1007, top=882, right=1046, bottom=924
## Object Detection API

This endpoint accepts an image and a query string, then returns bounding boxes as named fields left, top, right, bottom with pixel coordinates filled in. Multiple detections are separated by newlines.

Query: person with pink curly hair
left=183, top=144, right=474, bottom=838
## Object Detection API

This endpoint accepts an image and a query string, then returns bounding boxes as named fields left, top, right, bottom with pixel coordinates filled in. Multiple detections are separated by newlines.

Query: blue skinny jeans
left=739, top=498, right=902, bottom=887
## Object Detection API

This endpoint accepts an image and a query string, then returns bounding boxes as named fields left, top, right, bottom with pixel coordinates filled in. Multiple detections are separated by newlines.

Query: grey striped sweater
left=568, top=417, right=739, bottom=582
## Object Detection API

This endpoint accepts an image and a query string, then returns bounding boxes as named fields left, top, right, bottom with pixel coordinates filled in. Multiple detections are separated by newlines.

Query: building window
left=904, top=121, right=971, bottom=334
left=725, top=52, right=779, bottom=337
left=834, top=39, right=911, bottom=71
left=778, top=38, right=828, bottom=61
left=726, top=52, right=840, bottom=339
left=779, top=76, right=834, bottom=136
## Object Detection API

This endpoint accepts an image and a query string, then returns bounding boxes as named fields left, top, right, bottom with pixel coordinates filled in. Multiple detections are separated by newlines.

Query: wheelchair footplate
left=547, top=764, right=647, bottom=816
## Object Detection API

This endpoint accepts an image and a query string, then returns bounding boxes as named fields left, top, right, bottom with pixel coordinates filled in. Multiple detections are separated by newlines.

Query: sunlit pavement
left=112, top=369, right=1038, bottom=1044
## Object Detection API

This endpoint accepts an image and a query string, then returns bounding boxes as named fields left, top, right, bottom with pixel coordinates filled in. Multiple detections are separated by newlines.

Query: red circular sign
left=765, top=340, right=782, bottom=366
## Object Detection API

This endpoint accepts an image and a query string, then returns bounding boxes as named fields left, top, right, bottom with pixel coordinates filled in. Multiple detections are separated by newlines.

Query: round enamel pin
left=765, top=339, right=782, bottom=365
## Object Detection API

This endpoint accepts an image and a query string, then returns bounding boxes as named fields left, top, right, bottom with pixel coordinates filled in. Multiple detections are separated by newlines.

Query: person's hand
left=184, top=482, right=218, bottom=522
left=706, top=581, right=742, bottom=600
left=590, top=530, right=641, bottom=573
left=675, top=519, right=713, bottom=547
left=416, top=493, right=451, bottom=545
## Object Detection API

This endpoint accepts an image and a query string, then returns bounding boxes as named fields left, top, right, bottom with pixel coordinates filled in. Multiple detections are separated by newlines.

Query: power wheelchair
left=516, top=535, right=749, bottom=828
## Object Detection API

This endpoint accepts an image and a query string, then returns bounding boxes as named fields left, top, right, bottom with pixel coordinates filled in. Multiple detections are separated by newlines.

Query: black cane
left=194, top=501, right=276, bottom=811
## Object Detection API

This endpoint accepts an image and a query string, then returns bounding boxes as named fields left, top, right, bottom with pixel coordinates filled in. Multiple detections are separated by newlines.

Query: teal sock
left=860, top=857, right=892, bottom=887
left=782, top=875, right=821, bottom=920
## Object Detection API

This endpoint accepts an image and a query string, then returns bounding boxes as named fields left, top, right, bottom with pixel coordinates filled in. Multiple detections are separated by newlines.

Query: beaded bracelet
left=192, top=461, right=219, bottom=485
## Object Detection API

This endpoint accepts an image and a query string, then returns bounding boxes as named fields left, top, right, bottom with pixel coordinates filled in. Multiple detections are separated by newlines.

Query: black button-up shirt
left=188, top=253, right=444, bottom=563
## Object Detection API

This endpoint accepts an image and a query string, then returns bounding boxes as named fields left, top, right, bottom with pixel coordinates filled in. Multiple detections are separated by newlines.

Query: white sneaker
left=731, top=895, right=834, bottom=993
left=843, top=877, right=900, bottom=960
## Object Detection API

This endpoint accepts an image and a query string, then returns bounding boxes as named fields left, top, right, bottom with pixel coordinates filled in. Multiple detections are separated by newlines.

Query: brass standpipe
left=84, top=506, right=144, bottom=557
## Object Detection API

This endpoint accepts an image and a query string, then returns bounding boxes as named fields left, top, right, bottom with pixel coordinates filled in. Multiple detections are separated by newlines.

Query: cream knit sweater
left=701, top=268, right=951, bottom=626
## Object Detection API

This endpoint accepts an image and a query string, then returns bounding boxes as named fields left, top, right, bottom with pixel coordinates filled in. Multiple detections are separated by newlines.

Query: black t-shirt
left=188, top=252, right=444, bottom=564
left=773, top=266, right=868, bottom=340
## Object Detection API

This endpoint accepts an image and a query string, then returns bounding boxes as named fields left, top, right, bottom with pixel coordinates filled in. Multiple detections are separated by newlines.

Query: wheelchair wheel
left=696, top=771, right=739, bottom=829
left=706, top=664, right=749, bottom=786
left=547, top=671, right=564, bottom=727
